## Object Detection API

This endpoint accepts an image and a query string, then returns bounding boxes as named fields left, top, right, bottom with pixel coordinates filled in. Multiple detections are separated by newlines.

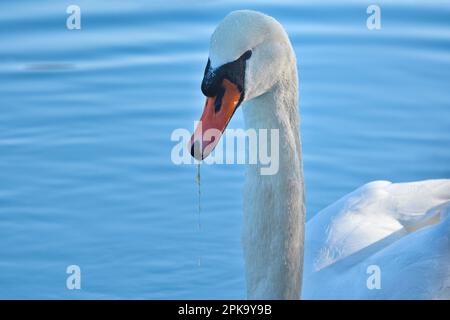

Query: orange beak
left=189, top=79, right=241, bottom=160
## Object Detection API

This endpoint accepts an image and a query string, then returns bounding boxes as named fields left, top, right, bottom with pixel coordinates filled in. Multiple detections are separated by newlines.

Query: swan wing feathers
left=303, top=179, right=450, bottom=298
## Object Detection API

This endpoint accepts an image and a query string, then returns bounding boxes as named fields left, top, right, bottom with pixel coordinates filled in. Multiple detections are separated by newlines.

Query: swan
left=188, top=10, right=450, bottom=299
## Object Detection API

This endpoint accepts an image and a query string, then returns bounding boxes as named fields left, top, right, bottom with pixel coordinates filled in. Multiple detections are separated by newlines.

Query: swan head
left=189, top=10, right=294, bottom=160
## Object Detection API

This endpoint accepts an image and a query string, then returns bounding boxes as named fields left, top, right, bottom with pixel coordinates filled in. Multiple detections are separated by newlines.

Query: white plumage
left=303, top=180, right=450, bottom=299
left=207, top=10, right=450, bottom=299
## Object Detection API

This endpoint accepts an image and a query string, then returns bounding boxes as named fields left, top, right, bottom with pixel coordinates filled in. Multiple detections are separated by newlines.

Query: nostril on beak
left=190, top=140, right=203, bottom=160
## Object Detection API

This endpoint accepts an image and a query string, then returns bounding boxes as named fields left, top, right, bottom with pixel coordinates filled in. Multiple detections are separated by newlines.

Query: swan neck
left=241, top=72, right=305, bottom=299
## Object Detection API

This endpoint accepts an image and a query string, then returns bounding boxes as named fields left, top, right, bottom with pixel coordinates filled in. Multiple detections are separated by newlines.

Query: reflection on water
left=25, top=63, right=75, bottom=71
left=0, top=0, right=449, bottom=298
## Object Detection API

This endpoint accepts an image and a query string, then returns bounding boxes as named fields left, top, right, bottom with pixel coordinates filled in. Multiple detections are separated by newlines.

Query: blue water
left=0, top=0, right=449, bottom=299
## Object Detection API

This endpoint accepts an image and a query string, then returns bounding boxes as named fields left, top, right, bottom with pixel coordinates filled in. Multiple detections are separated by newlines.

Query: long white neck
left=241, top=63, right=305, bottom=299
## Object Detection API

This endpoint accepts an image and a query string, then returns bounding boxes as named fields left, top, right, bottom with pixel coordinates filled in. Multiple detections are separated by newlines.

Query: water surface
left=0, top=0, right=449, bottom=298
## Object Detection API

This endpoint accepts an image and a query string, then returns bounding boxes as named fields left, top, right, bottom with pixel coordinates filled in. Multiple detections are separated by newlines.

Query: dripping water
left=196, top=162, right=201, bottom=267
left=196, top=162, right=201, bottom=229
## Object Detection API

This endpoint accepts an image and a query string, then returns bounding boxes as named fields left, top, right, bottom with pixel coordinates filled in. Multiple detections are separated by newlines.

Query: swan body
left=191, top=10, right=450, bottom=299
left=303, top=180, right=450, bottom=299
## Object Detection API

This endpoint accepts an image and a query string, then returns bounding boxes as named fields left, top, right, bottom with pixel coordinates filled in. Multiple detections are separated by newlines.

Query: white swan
left=188, top=10, right=450, bottom=299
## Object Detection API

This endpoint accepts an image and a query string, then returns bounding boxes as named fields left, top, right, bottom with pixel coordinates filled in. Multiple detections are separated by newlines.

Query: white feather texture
left=209, top=10, right=450, bottom=299
left=303, top=180, right=450, bottom=299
